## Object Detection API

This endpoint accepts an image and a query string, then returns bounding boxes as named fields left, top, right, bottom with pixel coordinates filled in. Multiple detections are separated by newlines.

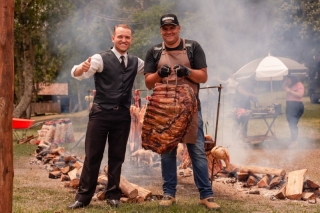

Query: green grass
left=13, top=141, right=38, bottom=160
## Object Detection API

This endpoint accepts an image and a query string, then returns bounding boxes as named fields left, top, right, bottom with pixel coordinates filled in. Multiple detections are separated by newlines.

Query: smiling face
left=112, top=25, right=132, bottom=54
left=160, top=24, right=181, bottom=48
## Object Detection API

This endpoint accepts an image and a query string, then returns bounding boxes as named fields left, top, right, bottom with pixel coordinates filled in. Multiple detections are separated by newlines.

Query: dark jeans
left=286, top=101, right=304, bottom=141
left=160, top=111, right=214, bottom=200
left=75, top=104, right=131, bottom=204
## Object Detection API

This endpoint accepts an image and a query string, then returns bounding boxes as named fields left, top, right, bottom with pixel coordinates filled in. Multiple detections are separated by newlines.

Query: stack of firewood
left=33, top=144, right=154, bottom=203
left=225, top=164, right=319, bottom=202
left=34, top=143, right=83, bottom=187
left=177, top=145, right=319, bottom=202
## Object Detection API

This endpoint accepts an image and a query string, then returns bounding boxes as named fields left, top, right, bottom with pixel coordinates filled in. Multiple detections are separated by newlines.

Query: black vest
left=93, top=50, right=138, bottom=109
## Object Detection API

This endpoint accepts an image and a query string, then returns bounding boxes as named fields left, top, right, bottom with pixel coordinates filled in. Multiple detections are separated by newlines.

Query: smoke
left=53, top=0, right=318, bottom=185
left=177, top=0, right=318, bottom=169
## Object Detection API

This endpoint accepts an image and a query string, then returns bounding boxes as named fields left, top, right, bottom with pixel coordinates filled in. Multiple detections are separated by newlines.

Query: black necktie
left=120, top=56, right=125, bottom=69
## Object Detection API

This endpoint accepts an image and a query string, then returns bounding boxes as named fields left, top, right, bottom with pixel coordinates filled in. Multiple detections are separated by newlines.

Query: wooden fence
left=31, top=102, right=61, bottom=115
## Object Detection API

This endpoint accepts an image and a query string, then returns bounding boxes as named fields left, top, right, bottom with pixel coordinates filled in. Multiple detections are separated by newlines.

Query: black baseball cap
left=160, top=14, right=179, bottom=27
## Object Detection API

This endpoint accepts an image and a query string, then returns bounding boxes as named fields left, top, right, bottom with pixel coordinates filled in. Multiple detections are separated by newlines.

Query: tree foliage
left=13, top=0, right=87, bottom=117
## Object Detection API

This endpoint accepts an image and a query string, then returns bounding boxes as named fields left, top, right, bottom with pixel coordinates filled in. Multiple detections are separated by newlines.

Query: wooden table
left=243, top=112, right=281, bottom=144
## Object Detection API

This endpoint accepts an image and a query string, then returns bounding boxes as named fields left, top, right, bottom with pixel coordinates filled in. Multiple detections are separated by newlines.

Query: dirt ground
left=19, top=112, right=320, bottom=211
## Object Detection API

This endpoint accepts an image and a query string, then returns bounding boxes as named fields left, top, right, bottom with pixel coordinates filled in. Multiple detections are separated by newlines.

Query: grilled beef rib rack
left=141, top=83, right=197, bottom=154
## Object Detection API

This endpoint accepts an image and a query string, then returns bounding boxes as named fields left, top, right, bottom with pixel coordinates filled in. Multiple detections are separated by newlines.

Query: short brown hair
left=113, top=24, right=131, bottom=34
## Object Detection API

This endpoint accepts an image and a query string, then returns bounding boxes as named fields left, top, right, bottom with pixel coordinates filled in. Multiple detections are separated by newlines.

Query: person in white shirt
left=67, top=24, right=144, bottom=210
left=216, top=73, right=238, bottom=107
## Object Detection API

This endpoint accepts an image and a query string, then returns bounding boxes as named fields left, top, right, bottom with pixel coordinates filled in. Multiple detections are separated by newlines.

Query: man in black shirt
left=144, top=14, right=220, bottom=210
left=67, top=24, right=144, bottom=209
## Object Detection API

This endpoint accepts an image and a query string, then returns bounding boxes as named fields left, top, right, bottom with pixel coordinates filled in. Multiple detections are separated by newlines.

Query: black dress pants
left=75, top=104, right=131, bottom=204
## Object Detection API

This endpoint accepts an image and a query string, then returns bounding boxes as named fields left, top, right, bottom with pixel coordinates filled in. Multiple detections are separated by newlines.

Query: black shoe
left=67, top=201, right=86, bottom=209
left=106, top=199, right=120, bottom=208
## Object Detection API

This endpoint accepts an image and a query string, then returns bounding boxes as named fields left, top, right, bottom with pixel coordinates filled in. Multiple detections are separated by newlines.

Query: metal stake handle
left=210, top=84, right=222, bottom=185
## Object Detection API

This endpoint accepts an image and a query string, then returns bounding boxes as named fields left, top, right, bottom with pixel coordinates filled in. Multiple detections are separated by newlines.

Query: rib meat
left=141, top=83, right=197, bottom=154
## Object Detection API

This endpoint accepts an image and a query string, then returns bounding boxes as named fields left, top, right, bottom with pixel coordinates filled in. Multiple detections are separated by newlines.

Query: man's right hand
left=78, top=57, right=91, bottom=73
left=157, top=64, right=171, bottom=78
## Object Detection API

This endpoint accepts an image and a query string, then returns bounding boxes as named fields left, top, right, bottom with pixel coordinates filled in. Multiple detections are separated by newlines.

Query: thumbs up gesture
left=80, top=57, right=91, bottom=73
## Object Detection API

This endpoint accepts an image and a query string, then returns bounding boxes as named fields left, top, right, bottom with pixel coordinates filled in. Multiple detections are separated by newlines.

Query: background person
left=233, top=78, right=257, bottom=140
left=216, top=73, right=238, bottom=107
left=67, top=24, right=144, bottom=209
left=144, top=13, right=220, bottom=210
left=282, top=75, right=304, bottom=148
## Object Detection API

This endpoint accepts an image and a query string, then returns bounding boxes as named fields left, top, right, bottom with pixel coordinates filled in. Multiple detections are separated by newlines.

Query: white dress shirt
left=71, top=48, right=144, bottom=81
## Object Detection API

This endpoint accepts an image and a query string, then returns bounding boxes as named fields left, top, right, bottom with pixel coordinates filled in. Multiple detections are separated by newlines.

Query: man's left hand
left=174, top=64, right=191, bottom=77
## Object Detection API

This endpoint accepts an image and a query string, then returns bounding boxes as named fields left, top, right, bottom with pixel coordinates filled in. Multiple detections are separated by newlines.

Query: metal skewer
left=210, top=84, right=223, bottom=185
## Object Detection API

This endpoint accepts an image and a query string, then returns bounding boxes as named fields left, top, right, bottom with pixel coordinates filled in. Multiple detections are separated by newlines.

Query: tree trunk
left=0, top=0, right=14, bottom=212
left=13, top=33, right=34, bottom=118
left=13, top=0, right=35, bottom=118
left=14, top=43, right=24, bottom=104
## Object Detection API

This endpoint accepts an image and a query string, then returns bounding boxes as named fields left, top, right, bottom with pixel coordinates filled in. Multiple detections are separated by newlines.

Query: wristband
left=186, top=68, right=191, bottom=76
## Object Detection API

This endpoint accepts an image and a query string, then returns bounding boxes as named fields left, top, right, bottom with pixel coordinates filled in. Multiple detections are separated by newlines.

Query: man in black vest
left=67, top=24, right=144, bottom=209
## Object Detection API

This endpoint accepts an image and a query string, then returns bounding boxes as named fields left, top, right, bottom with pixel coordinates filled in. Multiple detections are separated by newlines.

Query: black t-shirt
left=144, top=38, right=207, bottom=74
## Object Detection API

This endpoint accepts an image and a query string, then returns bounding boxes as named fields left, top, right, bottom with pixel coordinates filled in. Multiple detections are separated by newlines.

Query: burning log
left=304, top=179, right=319, bottom=190
left=247, top=175, right=259, bottom=187
left=247, top=190, right=260, bottom=195
left=60, top=165, right=70, bottom=174
left=120, top=176, right=138, bottom=199
left=120, top=197, right=137, bottom=203
left=61, top=174, right=70, bottom=181
left=96, top=191, right=105, bottom=200
left=269, top=176, right=282, bottom=189
left=275, top=184, right=287, bottom=199
left=103, top=166, right=138, bottom=199
left=301, top=192, right=316, bottom=201
left=64, top=156, right=77, bottom=164
left=120, top=197, right=130, bottom=203
left=97, top=174, right=108, bottom=186
left=131, top=183, right=152, bottom=201
left=68, top=168, right=79, bottom=181
left=49, top=171, right=62, bottom=179
left=50, top=147, right=65, bottom=156
left=18, top=134, right=38, bottom=144
left=73, top=161, right=83, bottom=170
left=70, top=179, right=80, bottom=189
left=231, top=164, right=286, bottom=177
left=257, top=174, right=271, bottom=188
left=237, top=172, right=249, bottom=182
left=286, top=169, right=307, bottom=200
